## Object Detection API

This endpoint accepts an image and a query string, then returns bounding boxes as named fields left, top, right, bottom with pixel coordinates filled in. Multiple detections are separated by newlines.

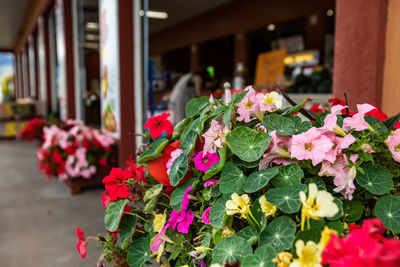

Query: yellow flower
left=318, top=226, right=337, bottom=250
left=299, top=183, right=339, bottom=230
left=195, top=246, right=212, bottom=253
left=264, top=91, right=283, bottom=109
left=259, top=195, right=277, bottom=218
left=225, top=193, right=251, bottom=219
left=273, top=251, right=293, bottom=267
left=290, top=240, right=322, bottom=267
left=221, top=227, right=235, bottom=239
left=152, top=210, right=167, bottom=233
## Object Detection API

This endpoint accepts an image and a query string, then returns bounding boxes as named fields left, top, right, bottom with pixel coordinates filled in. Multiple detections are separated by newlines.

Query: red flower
left=101, top=192, right=111, bottom=209
left=82, top=139, right=92, bottom=151
left=76, top=227, right=87, bottom=258
left=102, top=168, right=132, bottom=201
left=125, top=156, right=146, bottom=183
left=309, top=104, right=324, bottom=113
left=143, top=113, right=174, bottom=139
left=98, top=157, right=108, bottom=166
left=394, top=121, right=400, bottom=129
left=328, top=97, right=346, bottom=106
left=365, top=105, right=388, bottom=121
left=65, top=140, right=78, bottom=155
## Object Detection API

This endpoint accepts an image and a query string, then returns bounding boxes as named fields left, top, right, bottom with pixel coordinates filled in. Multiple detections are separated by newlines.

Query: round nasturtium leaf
left=259, top=216, right=296, bottom=252
left=209, top=194, right=232, bottom=229
left=219, top=162, right=246, bottom=194
left=356, top=164, right=393, bottom=195
left=212, top=236, right=252, bottom=264
left=270, top=164, right=304, bottom=187
left=127, top=237, right=151, bottom=267
left=226, top=126, right=271, bottom=162
left=241, top=245, right=276, bottom=267
left=343, top=199, right=364, bottom=222
left=266, top=184, right=307, bottom=214
left=237, top=226, right=259, bottom=246
left=262, top=114, right=295, bottom=136
left=375, top=195, right=400, bottom=233
left=244, top=168, right=278, bottom=193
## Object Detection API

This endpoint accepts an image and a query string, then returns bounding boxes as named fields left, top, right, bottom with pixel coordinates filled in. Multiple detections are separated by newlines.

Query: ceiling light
left=326, top=9, right=334, bottom=17
left=267, top=24, right=276, bottom=31
left=139, top=10, right=168, bottom=19
left=85, top=22, right=99, bottom=30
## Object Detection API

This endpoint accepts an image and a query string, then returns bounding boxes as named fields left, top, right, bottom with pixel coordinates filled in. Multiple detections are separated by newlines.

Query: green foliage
left=244, top=168, right=278, bottom=193
left=219, top=162, right=246, bottom=194
left=259, top=216, right=297, bottom=252
left=137, top=139, right=168, bottom=164
left=356, top=164, right=393, bottom=195
left=375, top=195, right=400, bottom=233
left=209, top=194, right=232, bottom=229
left=263, top=114, right=295, bottom=136
left=127, top=237, right=151, bottom=267
left=266, top=184, right=307, bottom=214
left=237, top=226, right=259, bottom=246
left=169, top=178, right=196, bottom=211
left=343, top=200, right=364, bottom=222
left=270, top=164, right=304, bottom=187
left=212, top=236, right=252, bottom=264
left=203, top=148, right=227, bottom=180
left=119, top=215, right=137, bottom=248
left=169, top=153, right=189, bottom=186
left=241, top=245, right=276, bottom=267
left=185, top=96, right=210, bottom=117
left=104, top=199, right=129, bottom=232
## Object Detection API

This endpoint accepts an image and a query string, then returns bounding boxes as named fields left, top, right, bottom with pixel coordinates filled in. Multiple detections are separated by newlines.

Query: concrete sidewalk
left=0, top=141, right=106, bottom=266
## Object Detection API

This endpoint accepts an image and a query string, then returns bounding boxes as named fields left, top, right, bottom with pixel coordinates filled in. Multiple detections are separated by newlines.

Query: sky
left=0, top=53, right=14, bottom=79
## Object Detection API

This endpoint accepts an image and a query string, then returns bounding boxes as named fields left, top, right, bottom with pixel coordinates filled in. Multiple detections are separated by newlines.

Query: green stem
left=124, top=212, right=149, bottom=223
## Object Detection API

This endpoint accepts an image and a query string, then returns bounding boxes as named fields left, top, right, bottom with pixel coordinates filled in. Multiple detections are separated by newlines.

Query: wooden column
left=334, top=0, right=388, bottom=109
left=43, top=13, right=52, bottom=113
left=118, top=0, right=136, bottom=167
left=63, top=0, right=76, bottom=119
left=34, top=31, right=40, bottom=99
left=190, top=44, right=200, bottom=71
left=25, top=44, right=31, bottom=97
left=19, top=53, right=24, bottom=98
left=14, top=55, right=19, bottom=99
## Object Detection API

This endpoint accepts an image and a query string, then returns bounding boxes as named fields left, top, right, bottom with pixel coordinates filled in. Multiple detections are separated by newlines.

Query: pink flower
left=202, top=207, right=212, bottom=224
left=76, top=227, right=87, bottom=258
left=236, top=86, right=259, bottom=123
left=166, top=148, right=184, bottom=175
left=194, top=151, right=220, bottom=173
left=321, top=104, right=347, bottom=135
left=291, top=127, right=334, bottom=166
left=343, top=104, right=375, bottom=131
left=324, top=132, right=356, bottom=163
left=361, top=143, right=375, bottom=153
left=204, top=179, right=219, bottom=187
left=202, top=120, right=229, bottom=153
left=385, top=129, right=400, bottom=162
left=259, top=130, right=292, bottom=169
left=151, top=224, right=169, bottom=252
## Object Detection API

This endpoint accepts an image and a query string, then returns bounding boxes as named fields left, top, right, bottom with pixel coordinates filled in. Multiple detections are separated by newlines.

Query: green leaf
left=197, top=233, right=211, bottom=260
left=185, top=96, right=210, bottom=117
left=266, top=184, right=307, bottom=214
left=143, top=196, right=158, bottom=214
left=212, top=236, right=252, bottom=264
left=169, top=153, right=189, bottom=186
left=172, top=118, right=191, bottom=139
left=226, top=126, right=271, bottom=162
left=263, top=114, right=295, bottom=136
left=143, top=184, right=163, bottom=203
left=223, top=91, right=248, bottom=127
left=127, top=237, right=151, bottom=267
left=291, top=116, right=312, bottom=134
left=327, top=198, right=343, bottom=221
left=304, top=177, right=326, bottom=190
left=203, top=147, right=227, bottom=180
left=251, top=196, right=267, bottom=229
left=169, top=178, right=196, bottom=211
left=120, top=215, right=137, bottom=247
left=356, top=164, right=393, bottom=195
left=343, top=200, right=364, bottom=221
left=281, top=98, right=308, bottom=116
left=219, top=162, right=246, bottom=194
left=326, top=220, right=344, bottom=235
left=259, top=216, right=296, bottom=252
left=137, top=139, right=168, bottom=164
left=237, top=226, right=259, bottom=246
left=210, top=194, right=232, bottom=228
left=270, top=164, right=304, bottom=187
left=375, top=195, right=400, bottom=233
left=244, top=168, right=278, bottom=193
left=241, top=245, right=276, bottom=267
left=104, top=198, right=129, bottom=232
left=232, top=155, right=259, bottom=169
left=383, top=112, right=400, bottom=130
left=364, top=116, right=388, bottom=134
left=180, top=130, right=197, bottom=155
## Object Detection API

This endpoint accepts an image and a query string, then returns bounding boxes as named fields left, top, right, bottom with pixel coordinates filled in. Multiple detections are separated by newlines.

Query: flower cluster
left=77, top=91, right=400, bottom=267
left=37, top=120, right=115, bottom=180
left=19, top=117, right=46, bottom=141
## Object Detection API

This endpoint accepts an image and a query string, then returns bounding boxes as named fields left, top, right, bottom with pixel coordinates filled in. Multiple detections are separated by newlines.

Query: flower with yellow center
left=264, top=91, right=283, bottom=110
left=299, top=183, right=339, bottom=230
left=272, top=251, right=293, bottom=267
left=152, top=210, right=167, bottom=233
left=226, top=193, right=252, bottom=219
left=221, top=227, right=235, bottom=239
left=290, top=240, right=322, bottom=267
left=318, top=226, right=337, bottom=250
left=259, top=195, right=277, bottom=218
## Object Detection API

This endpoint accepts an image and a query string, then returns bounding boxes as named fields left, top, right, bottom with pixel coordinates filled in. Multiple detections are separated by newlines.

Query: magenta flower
left=204, top=179, right=219, bottom=187
left=194, top=151, right=220, bottom=173
left=202, top=120, right=229, bottom=153
left=343, top=104, right=375, bottom=131
left=150, top=224, right=169, bottom=252
left=166, top=148, right=184, bottom=175
left=291, top=127, right=334, bottom=166
left=202, top=207, right=212, bottom=224
left=385, top=129, right=400, bottom=162
left=167, top=186, right=194, bottom=234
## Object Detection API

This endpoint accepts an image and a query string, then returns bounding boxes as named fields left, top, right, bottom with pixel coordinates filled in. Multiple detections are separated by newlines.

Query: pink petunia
left=194, top=151, right=220, bottom=173
left=202, top=120, right=229, bottom=153
left=290, top=127, right=334, bottom=166
left=204, top=179, right=219, bottom=187
left=202, top=207, right=212, bottom=224
left=166, top=148, right=184, bottom=175
left=324, top=132, right=356, bottom=163
left=321, top=104, right=347, bottom=135
left=385, top=129, right=400, bottom=162
left=343, top=104, right=375, bottom=132
left=259, top=130, right=292, bottom=169
left=236, top=86, right=259, bottom=123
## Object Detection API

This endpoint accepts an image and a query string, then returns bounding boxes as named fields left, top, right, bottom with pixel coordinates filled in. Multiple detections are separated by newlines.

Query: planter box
left=62, top=151, right=118, bottom=195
